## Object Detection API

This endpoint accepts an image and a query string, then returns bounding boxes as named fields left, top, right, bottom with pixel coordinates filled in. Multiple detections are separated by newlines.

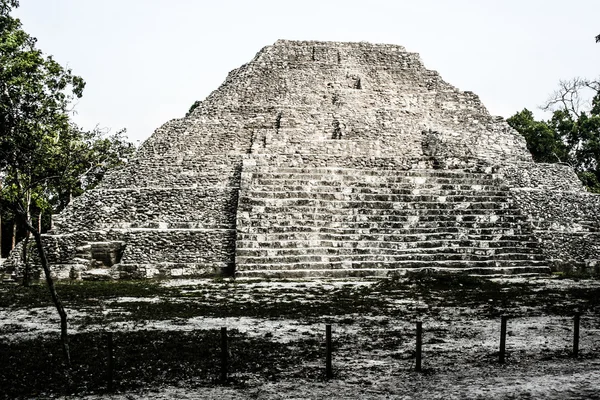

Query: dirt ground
left=1, top=274, right=599, bottom=399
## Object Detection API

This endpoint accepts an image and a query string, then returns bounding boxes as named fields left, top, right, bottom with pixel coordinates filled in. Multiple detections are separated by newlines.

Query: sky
left=13, top=0, right=600, bottom=144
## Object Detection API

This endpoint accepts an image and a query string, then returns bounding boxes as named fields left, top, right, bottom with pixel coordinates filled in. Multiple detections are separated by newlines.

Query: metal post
left=326, top=324, right=333, bottom=379
left=499, top=316, right=507, bottom=363
left=107, top=331, right=114, bottom=392
left=573, top=313, right=580, bottom=358
left=221, top=327, right=228, bottom=383
left=416, top=321, right=422, bottom=372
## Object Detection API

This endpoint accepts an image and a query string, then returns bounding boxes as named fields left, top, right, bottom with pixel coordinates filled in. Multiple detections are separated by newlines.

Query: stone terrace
left=236, top=158, right=547, bottom=277
left=3, top=40, right=599, bottom=279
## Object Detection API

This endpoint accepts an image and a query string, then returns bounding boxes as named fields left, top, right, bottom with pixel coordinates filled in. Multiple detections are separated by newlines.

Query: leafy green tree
left=186, top=100, right=201, bottom=117
left=45, top=125, right=134, bottom=215
left=0, top=0, right=133, bottom=370
left=508, top=78, right=600, bottom=193
left=0, top=0, right=84, bottom=368
left=506, top=109, right=567, bottom=163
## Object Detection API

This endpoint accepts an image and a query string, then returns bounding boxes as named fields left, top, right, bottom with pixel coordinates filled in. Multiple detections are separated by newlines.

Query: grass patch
left=0, top=329, right=322, bottom=398
left=552, top=269, right=600, bottom=281
left=2, top=275, right=600, bottom=397
left=0, top=281, right=175, bottom=309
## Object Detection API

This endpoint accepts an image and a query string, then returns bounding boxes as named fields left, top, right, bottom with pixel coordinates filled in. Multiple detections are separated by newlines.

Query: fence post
left=416, top=321, right=422, bottom=372
left=573, top=313, right=581, bottom=358
left=106, top=331, right=114, bottom=392
left=499, top=316, right=507, bottom=363
left=221, top=327, right=228, bottom=383
left=326, top=324, right=333, bottom=380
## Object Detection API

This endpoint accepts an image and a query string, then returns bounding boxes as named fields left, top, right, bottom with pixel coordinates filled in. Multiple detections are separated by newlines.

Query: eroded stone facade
left=4, top=40, right=599, bottom=279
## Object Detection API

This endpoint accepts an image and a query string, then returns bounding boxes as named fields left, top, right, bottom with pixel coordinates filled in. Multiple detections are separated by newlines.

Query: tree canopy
left=0, top=0, right=134, bottom=368
left=0, top=0, right=85, bottom=216
left=507, top=78, right=600, bottom=193
left=0, top=0, right=134, bottom=238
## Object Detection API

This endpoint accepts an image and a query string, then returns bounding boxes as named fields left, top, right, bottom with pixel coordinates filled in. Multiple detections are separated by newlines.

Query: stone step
left=237, top=259, right=550, bottom=271
left=238, top=222, right=530, bottom=233
left=236, top=236, right=540, bottom=248
left=235, top=266, right=552, bottom=278
left=115, top=262, right=230, bottom=279
left=247, top=177, right=503, bottom=187
left=242, top=192, right=510, bottom=203
left=236, top=245, right=543, bottom=257
left=239, top=209, right=527, bottom=221
left=237, top=214, right=529, bottom=230
left=251, top=177, right=500, bottom=187
left=80, top=268, right=116, bottom=281
left=249, top=167, right=498, bottom=179
left=238, top=201, right=516, bottom=213
left=238, top=228, right=531, bottom=237
left=236, top=252, right=545, bottom=264
left=248, top=171, right=506, bottom=183
left=248, top=167, right=497, bottom=175
left=233, top=165, right=549, bottom=277
left=95, top=221, right=235, bottom=230
left=245, top=185, right=508, bottom=196
left=1, top=273, right=15, bottom=284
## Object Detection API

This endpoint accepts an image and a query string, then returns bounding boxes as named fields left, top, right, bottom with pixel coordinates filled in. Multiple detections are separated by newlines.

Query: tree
left=186, top=100, right=201, bottom=117
left=0, top=0, right=133, bottom=371
left=2, top=124, right=134, bottom=286
left=507, top=78, right=600, bottom=193
left=596, top=34, right=600, bottom=43
left=0, top=0, right=84, bottom=368
left=506, top=109, right=567, bottom=163
left=42, top=125, right=134, bottom=214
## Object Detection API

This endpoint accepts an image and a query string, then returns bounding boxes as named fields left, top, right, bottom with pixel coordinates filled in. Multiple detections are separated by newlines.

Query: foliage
left=0, top=0, right=134, bottom=369
left=0, top=0, right=82, bottom=221
left=0, top=0, right=134, bottom=244
left=507, top=109, right=567, bottom=163
left=46, top=126, right=135, bottom=214
left=186, top=100, right=201, bottom=117
left=507, top=78, right=600, bottom=193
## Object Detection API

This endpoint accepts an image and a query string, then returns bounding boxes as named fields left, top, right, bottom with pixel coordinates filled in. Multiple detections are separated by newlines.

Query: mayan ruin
left=4, top=39, right=600, bottom=280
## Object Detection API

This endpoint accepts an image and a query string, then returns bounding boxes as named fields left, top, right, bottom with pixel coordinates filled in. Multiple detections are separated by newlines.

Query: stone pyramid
left=7, top=40, right=600, bottom=279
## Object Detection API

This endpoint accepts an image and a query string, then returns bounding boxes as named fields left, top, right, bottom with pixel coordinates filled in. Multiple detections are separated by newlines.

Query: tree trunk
left=22, top=195, right=32, bottom=286
left=22, top=233, right=30, bottom=287
left=0, top=212, right=3, bottom=258
left=11, top=221, right=16, bottom=250
left=20, top=214, right=71, bottom=369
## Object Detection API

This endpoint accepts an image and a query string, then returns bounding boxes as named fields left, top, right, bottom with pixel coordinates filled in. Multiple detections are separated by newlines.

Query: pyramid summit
left=5, top=40, right=600, bottom=279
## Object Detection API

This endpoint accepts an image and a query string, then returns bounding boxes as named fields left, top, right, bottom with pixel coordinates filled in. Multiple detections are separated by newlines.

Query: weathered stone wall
left=501, top=163, right=584, bottom=192
left=118, top=229, right=234, bottom=263
left=193, top=40, right=530, bottom=162
left=3, top=230, right=125, bottom=279
left=510, top=190, right=600, bottom=231
left=499, top=162, right=600, bottom=269
left=5, top=228, right=235, bottom=279
left=53, top=187, right=239, bottom=232
left=531, top=232, right=600, bottom=270
left=244, top=154, right=494, bottom=171
left=100, top=155, right=242, bottom=189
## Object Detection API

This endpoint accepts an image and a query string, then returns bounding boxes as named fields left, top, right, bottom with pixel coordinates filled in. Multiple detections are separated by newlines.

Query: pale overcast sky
left=14, top=0, right=600, bottom=144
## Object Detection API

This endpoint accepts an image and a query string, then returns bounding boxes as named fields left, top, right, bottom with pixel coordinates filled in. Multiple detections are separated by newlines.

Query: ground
left=1, top=271, right=599, bottom=399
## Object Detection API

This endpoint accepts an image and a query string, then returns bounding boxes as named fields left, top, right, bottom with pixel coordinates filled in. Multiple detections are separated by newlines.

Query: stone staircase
left=235, top=165, right=550, bottom=277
